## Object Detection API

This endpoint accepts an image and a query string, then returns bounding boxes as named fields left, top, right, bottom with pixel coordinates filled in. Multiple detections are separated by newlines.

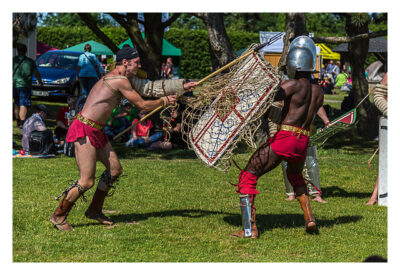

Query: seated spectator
left=148, top=107, right=185, bottom=150
left=334, top=70, right=349, bottom=89
left=21, top=104, right=49, bottom=152
left=125, top=111, right=162, bottom=148
left=104, top=99, right=138, bottom=141
left=54, top=96, right=77, bottom=144
left=320, top=78, right=335, bottom=94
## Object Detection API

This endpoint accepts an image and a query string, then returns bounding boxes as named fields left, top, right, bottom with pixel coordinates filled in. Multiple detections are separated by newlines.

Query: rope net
left=181, top=44, right=283, bottom=172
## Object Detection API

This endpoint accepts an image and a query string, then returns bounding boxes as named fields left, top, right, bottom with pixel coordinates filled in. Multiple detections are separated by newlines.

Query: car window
left=36, top=52, right=79, bottom=70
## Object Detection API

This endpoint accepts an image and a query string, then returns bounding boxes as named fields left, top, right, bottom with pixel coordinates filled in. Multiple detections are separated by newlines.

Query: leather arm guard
left=129, top=76, right=186, bottom=98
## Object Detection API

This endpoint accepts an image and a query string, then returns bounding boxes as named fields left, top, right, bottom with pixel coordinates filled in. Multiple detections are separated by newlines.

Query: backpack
left=28, top=130, right=55, bottom=155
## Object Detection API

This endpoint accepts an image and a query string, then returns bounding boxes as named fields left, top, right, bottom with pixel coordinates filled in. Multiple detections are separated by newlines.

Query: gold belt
left=280, top=124, right=310, bottom=137
left=76, top=113, right=104, bottom=130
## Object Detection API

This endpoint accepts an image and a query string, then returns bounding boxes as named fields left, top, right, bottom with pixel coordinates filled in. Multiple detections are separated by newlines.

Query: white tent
left=259, top=31, right=320, bottom=54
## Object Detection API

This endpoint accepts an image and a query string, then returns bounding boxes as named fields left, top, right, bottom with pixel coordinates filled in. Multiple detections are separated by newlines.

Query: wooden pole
left=196, top=32, right=283, bottom=86
left=113, top=33, right=283, bottom=142
left=112, top=104, right=163, bottom=141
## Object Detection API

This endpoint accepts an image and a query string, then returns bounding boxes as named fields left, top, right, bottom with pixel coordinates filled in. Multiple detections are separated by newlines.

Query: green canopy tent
left=64, top=40, right=114, bottom=56
left=119, top=37, right=182, bottom=77
left=118, top=38, right=182, bottom=56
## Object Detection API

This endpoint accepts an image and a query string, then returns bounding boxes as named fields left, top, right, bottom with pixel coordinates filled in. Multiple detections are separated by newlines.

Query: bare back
left=81, top=72, right=130, bottom=124
left=279, top=77, right=324, bottom=129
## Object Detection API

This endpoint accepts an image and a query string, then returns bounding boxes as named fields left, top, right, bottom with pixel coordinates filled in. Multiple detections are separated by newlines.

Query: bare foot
left=285, top=195, right=295, bottom=201
left=312, top=196, right=327, bottom=204
left=85, top=211, right=114, bottom=225
left=366, top=199, right=377, bottom=205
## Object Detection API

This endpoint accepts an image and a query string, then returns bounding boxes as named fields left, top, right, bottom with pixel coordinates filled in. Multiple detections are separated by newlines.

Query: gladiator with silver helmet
left=232, top=35, right=325, bottom=238
left=286, top=36, right=317, bottom=79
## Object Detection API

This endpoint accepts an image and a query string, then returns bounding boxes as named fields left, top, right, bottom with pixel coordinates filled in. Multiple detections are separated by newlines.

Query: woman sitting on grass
left=125, top=111, right=162, bottom=148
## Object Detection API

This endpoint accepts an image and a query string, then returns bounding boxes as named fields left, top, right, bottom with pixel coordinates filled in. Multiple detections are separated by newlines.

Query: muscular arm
left=119, top=79, right=166, bottom=112
left=317, top=106, right=331, bottom=127
left=274, top=80, right=298, bottom=101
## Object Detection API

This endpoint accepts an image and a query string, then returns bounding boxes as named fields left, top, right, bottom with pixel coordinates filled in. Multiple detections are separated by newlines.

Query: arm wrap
left=373, top=84, right=388, bottom=116
left=129, top=76, right=186, bottom=98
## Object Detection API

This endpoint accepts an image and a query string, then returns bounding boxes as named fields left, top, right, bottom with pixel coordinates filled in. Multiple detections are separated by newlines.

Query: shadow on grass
left=224, top=213, right=363, bottom=235
left=74, top=209, right=229, bottom=228
left=319, top=128, right=378, bottom=154
left=112, top=145, right=198, bottom=160
left=322, top=186, right=371, bottom=199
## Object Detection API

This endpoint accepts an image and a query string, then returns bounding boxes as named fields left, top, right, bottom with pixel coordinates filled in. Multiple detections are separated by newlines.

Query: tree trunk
left=278, top=13, right=308, bottom=72
left=196, top=13, right=236, bottom=71
left=345, top=14, right=379, bottom=139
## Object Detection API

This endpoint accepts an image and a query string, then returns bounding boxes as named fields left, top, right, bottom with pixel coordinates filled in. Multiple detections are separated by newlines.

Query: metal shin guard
left=304, top=145, right=321, bottom=196
left=239, top=194, right=253, bottom=237
left=281, top=161, right=294, bottom=196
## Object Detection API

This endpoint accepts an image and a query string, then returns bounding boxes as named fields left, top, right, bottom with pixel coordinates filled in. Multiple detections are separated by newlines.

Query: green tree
left=38, top=13, right=117, bottom=27
left=224, top=13, right=285, bottom=32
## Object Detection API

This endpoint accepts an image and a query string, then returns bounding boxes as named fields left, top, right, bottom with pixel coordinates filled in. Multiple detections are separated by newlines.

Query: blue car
left=32, top=50, right=83, bottom=97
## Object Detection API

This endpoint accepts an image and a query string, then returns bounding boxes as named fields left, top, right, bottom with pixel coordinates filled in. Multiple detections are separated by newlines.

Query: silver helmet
left=286, top=36, right=317, bottom=79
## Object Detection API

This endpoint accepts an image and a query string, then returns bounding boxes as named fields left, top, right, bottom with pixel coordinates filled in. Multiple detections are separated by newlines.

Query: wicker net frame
left=181, top=44, right=283, bottom=172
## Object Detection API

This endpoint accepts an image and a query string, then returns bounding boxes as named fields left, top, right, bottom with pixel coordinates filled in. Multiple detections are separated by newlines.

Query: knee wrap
left=55, top=180, right=87, bottom=201
left=99, top=170, right=119, bottom=195
left=237, top=170, right=259, bottom=195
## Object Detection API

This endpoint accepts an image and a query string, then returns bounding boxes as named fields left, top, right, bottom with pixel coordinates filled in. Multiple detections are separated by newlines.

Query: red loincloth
left=66, top=117, right=108, bottom=149
left=269, top=129, right=309, bottom=163
left=237, top=128, right=310, bottom=194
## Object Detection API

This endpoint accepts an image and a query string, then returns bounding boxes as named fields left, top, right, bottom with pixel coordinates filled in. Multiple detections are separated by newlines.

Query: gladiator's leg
left=287, top=161, right=318, bottom=233
left=231, top=194, right=258, bottom=238
left=304, top=145, right=327, bottom=203
left=231, top=141, right=281, bottom=238
left=50, top=181, right=87, bottom=231
left=50, top=136, right=96, bottom=231
left=85, top=142, right=123, bottom=225
left=281, top=161, right=295, bottom=201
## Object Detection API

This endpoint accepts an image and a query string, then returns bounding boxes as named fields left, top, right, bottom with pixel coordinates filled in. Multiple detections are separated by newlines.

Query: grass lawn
left=12, top=98, right=387, bottom=262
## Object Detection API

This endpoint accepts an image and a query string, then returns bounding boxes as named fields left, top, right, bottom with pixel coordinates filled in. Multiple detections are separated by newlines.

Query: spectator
left=21, top=104, right=49, bottom=152
left=332, top=61, right=341, bottom=81
left=325, top=60, right=335, bottom=83
left=165, top=57, right=174, bottom=79
left=366, top=72, right=388, bottom=205
left=100, top=55, right=108, bottom=72
left=54, top=96, right=78, bottom=144
left=148, top=107, right=185, bottom=150
left=104, top=99, right=138, bottom=141
left=13, top=43, right=43, bottom=128
left=320, top=78, right=335, bottom=94
left=335, top=69, right=349, bottom=89
left=77, top=43, right=102, bottom=97
left=125, top=111, right=162, bottom=148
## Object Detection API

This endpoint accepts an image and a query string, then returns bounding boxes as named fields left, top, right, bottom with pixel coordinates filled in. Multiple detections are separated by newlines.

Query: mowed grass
left=13, top=139, right=386, bottom=262
left=12, top=98, right=386, bottom=262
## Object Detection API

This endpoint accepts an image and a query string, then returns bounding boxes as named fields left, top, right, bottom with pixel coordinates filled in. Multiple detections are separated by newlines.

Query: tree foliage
left=38, top=13, right=117, bottom=27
